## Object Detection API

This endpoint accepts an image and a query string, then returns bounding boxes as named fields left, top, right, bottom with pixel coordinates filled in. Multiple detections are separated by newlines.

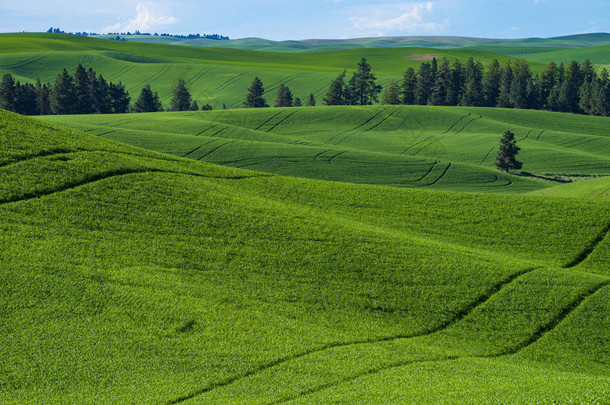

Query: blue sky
left=1, top=0, right=608, bottom=40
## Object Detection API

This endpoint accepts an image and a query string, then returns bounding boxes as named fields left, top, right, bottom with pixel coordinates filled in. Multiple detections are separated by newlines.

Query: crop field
left=1, top=107, right=609, bottom=404
left=42, top=105, right=610, bottom=194
left=0, top=33, right=546, bottom=110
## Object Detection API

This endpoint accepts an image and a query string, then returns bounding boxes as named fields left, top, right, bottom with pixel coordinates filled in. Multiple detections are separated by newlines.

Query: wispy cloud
left=350, top=2, right=449, bottom=36
left=103, top=2, right=178, bottom=33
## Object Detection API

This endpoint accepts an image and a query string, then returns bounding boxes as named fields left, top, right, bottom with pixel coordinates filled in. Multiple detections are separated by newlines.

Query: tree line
left=377, top=57, right=610, bottom=116
left=0, top=66, right=217, bottom=115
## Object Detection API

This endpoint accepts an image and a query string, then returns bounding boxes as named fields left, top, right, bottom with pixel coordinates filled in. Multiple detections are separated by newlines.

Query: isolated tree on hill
left=0, top=73, right=17, bottom=111
left=50, top=69, right=77, bottom=115
left=324, top=70, right=347, bottom=106
left=243, top=77, right=268, bottom=108
left=274, top=83, right=293, bottom=107
left=134, top=84, right=162, bottom=112
left=346, top=58, right=382, bottom=105
left=306, top=92, right=316, bottom=106
left=381, top=80, right=401, bottom=105
left=293, top=97, right=302, bottom=107
left=495, top=130, right=522, bottom=173
left=170, top=79, right=192, bottom=111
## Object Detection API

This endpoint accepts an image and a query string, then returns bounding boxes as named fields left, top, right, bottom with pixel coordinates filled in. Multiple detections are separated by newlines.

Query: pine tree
left=415, top=62, right=433, bottom=105
left=134, top=84, right=162, bottom=112
left=306, top=92, right=316, bottom=106
left=346, top=58, right=382, bottom=105
left=539, top=61, right=558, bottom=110
left=482, top=59, right=501, bottom=107
left=509, top=59, right=532, bottom=109
left=497, top=61, right=513, bottom=108
left=401, top=68, right=417, bottom=105
left=190, top=100, right=199, bottom=111
left=381, top=80, right=401, bottom=105
left=170, top=79, right=192, bottom=111
left=495, top=130, right=522, bottom=173
left=461, top=58, right=485, bottom=107
left=243, top=77, right=268, bottom=108
left=35, top=79, right=51, bottom=115
left=293, top=97, right=302, bottom=107
left=108, top=81, right=130, bottom=113
left=558, top=61, right=582, bottom=113
left=578, top=59, right=597, bottom=115
left=274, top=83, right=293, bottom=107
left=50, top=69, right=77, bottom=115
left=14, top=82, right=38, bottom=115
left=590, top=68, right=610, bottom=117
left=0, top=73, right=17, bottom=111
left=74, top=64, right=93, bottom=114
left=447, top=59, right=465, bottom=106
left=430, top=58, right=450, bottom=106
left=323, top=70, right=346, bottom=106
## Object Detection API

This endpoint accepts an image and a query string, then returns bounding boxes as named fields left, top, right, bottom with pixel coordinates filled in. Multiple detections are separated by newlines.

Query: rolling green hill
left=41, top=105, right=610, bottom=193
left=0, top=33, right=547, bottom=110
left=91, top=32, right=610, bottom=53
left=1, top=109, right=609, bottom=403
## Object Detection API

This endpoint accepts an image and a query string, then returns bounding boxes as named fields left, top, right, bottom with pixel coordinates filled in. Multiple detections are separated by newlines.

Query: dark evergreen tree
left=243, top=77, right=268, bottom=108
left=590, top=68, right=610, bottom=117
left=222, top=103, right=227, bottom=110
left=346, top=58, right=382, bottom=105
left=0, top=73, right=17, bottom=112
left=190, top=100, right=199, bottom=111
left=579, top=59, right=596, bottom=115
left=170, top=79, right=192, bottom=111
left=108, top=81, right=130, bottom=113
left=306, top=92, right=316, bottom=106
left=323, top=70, right=346, bottom=106
left=201, top=103, right=213, bottom=111
left=509, top=59, right=532, bottom=109
left=274, top=83, right=293, bottom=107
left=293, top=97, right=302, bottom=107
left=381, top=80, right=401, bottom=105
left=14, top=82, right=38, bottom=115
left=447, top=59, right=465, bottom=106
left=558, top=61, right=582, bottom=113
left=74, top=64, right=93, bottom=114
left=35, top=79, right=52, bottom=115
left=539, top=61, right=558, bottom=110
left=430, top=58, right=451, bottom=106
left=134, top=84, right=162, bottom=112
left=461, top=58, right=485, bottom=106
left=415, top=62, right=433, bottom=105
left=401, top=67, right=417, bottom=105
left=482, top=59, right=501, bottom=107
left=495, top=130, right=522, bottom=173
left=497, top=61, right=513, bottom=108
left=50, top=69, right=77, bottom=115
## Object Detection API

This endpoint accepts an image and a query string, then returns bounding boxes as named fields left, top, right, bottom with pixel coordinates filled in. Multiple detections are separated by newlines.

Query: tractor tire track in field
left=166, top=267, right=541, bottom=405
left=400, top=135, right=435, bottom=155
left=181, top=139, right=220, bottom=158
left=0, top=54, right=47, bottom=70
left=479, top=146, right=497, bottom=165
left=196, top=141, right=234, bottom=160
left=424, top=163, right=451, bottom=186
left=105, top=64, right=135, bottom=82
left=563, top=221, right=610, bottom=268
left=536, top=130, right=545, bottom=141
left=442, top=113, right=471, bottom=134
left=418, top=113, right=482, bottom=156
left=255, top=112, right=284, bottom=131
left=271, top=281, right=610, bottom=405
left=453, top=113, right=482, bottom=135
left=195, top=125, right=217, bottom=136
left=325, top=108, right=390, bottom=145
left=410, top=161, right=439, bottom=182
left=210, top=73, right=248, bottom=95
left=128, top=64, right=172, bottom=94
left=266, top=111, right=300, bottom=133
left=327, top=151, right=346, bottom=163
left=364, top=107, right=401, bottom=132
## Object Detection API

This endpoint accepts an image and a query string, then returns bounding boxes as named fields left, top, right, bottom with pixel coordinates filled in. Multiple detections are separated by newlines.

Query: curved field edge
left=1, top=111, right=608, bottom=403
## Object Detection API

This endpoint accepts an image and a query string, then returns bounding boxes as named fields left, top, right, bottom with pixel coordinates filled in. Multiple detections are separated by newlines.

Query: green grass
left=41, top=105, right=610, bottom=194
left=1, top=108, right=609, bottom=403
left=0, top=33, right=546, bottom=110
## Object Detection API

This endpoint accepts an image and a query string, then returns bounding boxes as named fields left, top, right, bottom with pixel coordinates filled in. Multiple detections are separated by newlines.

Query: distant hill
left=92, top=32, right=610, bottom=53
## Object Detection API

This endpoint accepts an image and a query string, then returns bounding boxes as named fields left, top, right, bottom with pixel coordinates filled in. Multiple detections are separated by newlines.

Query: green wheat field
left=0, top=33, right=609, bottom=404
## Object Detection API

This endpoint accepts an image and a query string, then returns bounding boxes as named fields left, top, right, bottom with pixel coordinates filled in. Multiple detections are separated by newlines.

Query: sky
left=1, top=0, right=609, bottom=41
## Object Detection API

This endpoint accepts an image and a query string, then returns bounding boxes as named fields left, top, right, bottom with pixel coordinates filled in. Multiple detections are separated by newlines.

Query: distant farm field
left=42, top=105, right=610, bottom=193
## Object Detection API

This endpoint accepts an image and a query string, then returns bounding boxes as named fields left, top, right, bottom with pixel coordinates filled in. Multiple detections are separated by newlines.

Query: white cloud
left=103, top=2, right=178, bottom=33
left=350, top=2, right=449, bottom=35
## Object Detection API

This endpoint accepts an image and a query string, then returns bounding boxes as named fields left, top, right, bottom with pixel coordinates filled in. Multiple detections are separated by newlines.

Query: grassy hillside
left=41, top=105, right=610, bottom=193
left=0, top=33, right=541, bottom=110
left=1, top=109, right=609, bottom=403
left=91, top=33, right=610, bottom=53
